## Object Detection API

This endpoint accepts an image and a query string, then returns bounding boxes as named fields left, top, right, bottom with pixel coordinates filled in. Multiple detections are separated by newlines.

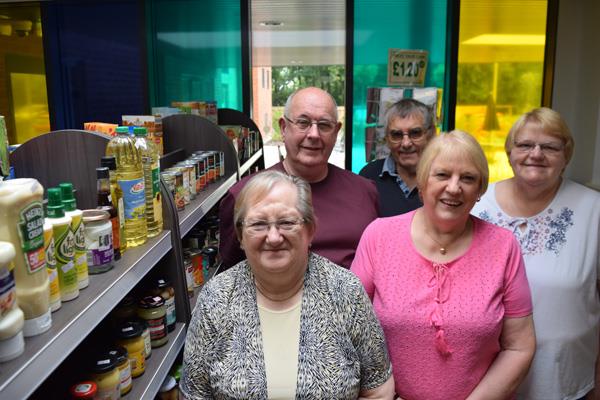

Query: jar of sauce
left=69, top=381, right=97, bottom=399
left=0, top=242, right=25, bottom=362
left=0, top=179, right=51, bottom=337
left=137, top=295, right=168, bottom=348
left=116, top=320, right=146, bottom=378
left=152, top=278, right=176, bottom=332
left=82, top=210, right=114, bottom=274
left=108, top=346, right=132, bottom=395
left=90, top=352, right=120, bottom=400
left=112, top=296, right=136, bottom=322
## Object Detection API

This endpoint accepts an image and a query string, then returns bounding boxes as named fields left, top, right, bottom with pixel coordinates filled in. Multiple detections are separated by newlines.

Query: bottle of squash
left=59, top=182, right=89, bottom=289
left=0, top=178, right=51, bottom=337
left=46, top=187, right=79, bottom=302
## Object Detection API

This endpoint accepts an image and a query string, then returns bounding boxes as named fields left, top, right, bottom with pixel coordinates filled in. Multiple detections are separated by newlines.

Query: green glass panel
left=146, top=0, right=242, bottom=110
left=352, top=0, right=448, bottom=172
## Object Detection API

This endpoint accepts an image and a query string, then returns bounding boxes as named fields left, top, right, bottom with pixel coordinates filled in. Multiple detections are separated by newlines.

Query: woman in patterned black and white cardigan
left=180, top=170, right=395, bottom=399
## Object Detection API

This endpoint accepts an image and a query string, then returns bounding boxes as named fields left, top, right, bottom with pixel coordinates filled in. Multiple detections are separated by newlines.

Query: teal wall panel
left=352, top=0, right=448, bottom=172
left=146, top=0, right=242, bottom=110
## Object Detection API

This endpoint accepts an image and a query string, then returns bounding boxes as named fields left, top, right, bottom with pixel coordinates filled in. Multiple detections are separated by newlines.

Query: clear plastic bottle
left=133, top=127, right=163, bottom=238
left=100, top=156, right=124, bottom=258
left=105, top=126, right=147, bottom=248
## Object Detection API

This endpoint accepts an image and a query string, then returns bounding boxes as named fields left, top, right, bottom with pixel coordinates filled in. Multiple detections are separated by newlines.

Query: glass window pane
left=352, top=0, right=448, bottom=172
left=456, top=0, right=548, bottom=182
left=147, top=0, right=242, bottom=110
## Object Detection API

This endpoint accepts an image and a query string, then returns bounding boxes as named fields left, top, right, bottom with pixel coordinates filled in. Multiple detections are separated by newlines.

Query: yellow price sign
left=387, top=49, right=428, bottom=87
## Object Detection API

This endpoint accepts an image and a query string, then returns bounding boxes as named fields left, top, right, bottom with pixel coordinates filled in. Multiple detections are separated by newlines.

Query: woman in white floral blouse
left=472, top=107, right=600, bottom=400
left=180, top=170, right=394, bottom=400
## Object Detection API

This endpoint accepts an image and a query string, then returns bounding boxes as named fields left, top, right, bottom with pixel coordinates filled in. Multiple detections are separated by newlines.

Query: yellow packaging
left=43, top=221, right=61, bottom=312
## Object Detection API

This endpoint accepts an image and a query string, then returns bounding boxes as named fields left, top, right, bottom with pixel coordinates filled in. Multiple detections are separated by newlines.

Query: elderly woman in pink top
left=351, top=130, right=536, bottom=400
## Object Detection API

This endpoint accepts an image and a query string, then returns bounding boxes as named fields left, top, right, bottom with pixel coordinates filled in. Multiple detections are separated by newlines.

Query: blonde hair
left=233, top=171, right=315, bottom=239
left=505, top=107, right=574, bottom=164
left=416, top=130, right=489, bottom=196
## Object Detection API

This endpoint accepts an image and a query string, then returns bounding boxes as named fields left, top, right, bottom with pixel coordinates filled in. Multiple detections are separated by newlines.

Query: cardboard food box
left=83, top=122, right=118, bottom=137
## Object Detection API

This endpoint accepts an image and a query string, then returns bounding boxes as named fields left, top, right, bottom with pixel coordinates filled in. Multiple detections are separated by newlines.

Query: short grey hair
left=383, top=98, right=435, bottom=134
left=283, top=87, right=339, bottom=120
left=234, top=170, right=316, bottom=239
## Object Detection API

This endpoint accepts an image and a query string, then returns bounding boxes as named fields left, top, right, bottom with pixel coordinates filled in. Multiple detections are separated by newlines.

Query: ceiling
left=251, top=0, right=346, bottom=67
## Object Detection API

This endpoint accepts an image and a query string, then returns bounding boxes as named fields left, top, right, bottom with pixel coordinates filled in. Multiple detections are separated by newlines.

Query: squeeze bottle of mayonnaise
left=59, top=182, right=89, bottom=290
left=0, top=241, right=25, bottom=362
left=46, top=187, right=79, bottom=302
left=0, top=178, right=51, bottom=337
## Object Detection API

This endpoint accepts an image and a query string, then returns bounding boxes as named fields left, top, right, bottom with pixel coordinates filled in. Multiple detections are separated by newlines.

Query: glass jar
left=152, top=278, right=176, bottom=332
left=112, top=296, right=136, bottom=322
left=108, top=346, right=132, bottom=395
left=116, top=320, right=146, bottom=378
left=137, top=295, right=168, bottom=348
left=90, top=353, right=120, bottom=400
left=82, top=210, right=114, bottom=274
left=69, top=381, right=97, bottom=399
left=138, top=318, right=152, bottom=360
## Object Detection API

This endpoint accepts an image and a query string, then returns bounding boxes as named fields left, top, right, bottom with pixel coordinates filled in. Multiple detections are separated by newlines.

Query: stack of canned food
left=182, top=216, right=220, bottom=296
left=160, top=150, right=225, bottom=212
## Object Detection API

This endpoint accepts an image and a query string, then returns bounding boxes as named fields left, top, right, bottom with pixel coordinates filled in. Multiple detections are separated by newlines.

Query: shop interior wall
left=552, top=0, right=600, bottom=189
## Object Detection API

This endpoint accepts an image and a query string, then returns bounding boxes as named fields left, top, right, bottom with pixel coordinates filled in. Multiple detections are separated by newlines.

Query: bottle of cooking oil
left=133, top=127, right=163, bottom=238
left=105, top=126, right=147, bottom=248
left=101, top=156, right=125, bottom=258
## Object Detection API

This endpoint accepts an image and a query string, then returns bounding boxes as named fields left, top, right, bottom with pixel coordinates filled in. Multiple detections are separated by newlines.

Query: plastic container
left=43, top=221, right=61, bottom=312
left=116, top=320, right=146, bottom=378
left=137, top=295, right=168, bottom=348
left=152, top=278, right=176, bottom=332
left=90, top=352, right=120, bottom=400
left=108, top=346, right=132, bottom=395
left=46, top=188, right=79, bottom=302
left=106, top=126, right=147, bottom=248
left=100, top=156, right=124, bottom=258
left=83, top=210, right=114, bottom=274
left=133, top=127, right=163, bottom=238
left=60, top=183, right=89, bottom=289
left=0, top=179, right=51, bottom=337
left=69, top=381, right=97, bottom=399
left=0, top=242, right=25, bottom=362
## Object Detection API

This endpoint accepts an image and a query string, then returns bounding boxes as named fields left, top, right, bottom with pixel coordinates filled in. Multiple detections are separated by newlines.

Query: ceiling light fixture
left=259, top=20, right=284, bottom=27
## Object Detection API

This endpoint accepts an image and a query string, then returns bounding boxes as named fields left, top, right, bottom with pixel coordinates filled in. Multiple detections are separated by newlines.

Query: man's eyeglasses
left=284, top=116, right=337, bottom=134
left=241, top=218, right=306, bottom=236
left=387, top=128, right=427, bottom=143
left=513, top=141, right=564, bottom=155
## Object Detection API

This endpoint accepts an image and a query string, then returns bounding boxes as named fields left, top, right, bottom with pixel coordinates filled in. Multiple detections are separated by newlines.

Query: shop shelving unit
left=1, top=113, right=264, bottom=399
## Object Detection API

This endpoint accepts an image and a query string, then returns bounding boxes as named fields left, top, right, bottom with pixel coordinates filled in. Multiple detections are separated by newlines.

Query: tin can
left=160, top=172, right=176, bottom=200
left=187, top=249, right=204, bottom=287
left=206, top=152, right=216, bottom=183
left=183, top=256, right=194, bottom=297
left=175, top=163, right=196, bottom=200
left=166, top=167, right=188, bottom=206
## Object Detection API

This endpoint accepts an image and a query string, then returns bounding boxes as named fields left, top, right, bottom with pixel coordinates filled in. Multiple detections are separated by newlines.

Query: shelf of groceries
left=0, top=231, right=172, bottom=399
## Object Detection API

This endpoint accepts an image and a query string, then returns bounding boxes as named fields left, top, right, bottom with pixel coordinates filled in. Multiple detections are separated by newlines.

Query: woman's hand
left=358, top=375, right=395, bottom=400
left=466, top=315, right=536, bottom=400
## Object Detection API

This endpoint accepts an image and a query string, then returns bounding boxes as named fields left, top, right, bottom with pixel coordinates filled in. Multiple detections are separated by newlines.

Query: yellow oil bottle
left=105, top=126, right=147, bottom=248
left=133, top=127, right=163, bottom=238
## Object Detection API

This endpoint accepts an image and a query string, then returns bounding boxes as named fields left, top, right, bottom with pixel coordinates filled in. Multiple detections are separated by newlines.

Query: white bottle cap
left=23, top=307, right=52, bottom=337
left=0, top=330, right=25, bottom=362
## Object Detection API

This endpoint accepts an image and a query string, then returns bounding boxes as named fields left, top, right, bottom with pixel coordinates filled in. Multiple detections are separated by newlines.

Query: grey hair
left=283, top=87, right=339, bottom=120
left=384, top=98, right=435, bottom=134
left=234, top=170, right=316, bottom=239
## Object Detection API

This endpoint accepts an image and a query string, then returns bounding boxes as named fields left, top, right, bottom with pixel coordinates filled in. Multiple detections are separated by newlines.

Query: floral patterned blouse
left=180, top=253, right=392, bottom=400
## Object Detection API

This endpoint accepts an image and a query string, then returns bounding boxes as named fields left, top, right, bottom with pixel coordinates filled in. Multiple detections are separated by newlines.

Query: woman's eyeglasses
left=284, top=116, right=337, bottom=134
left=241, top=218, right=306, bottom=236
left=387, top=128, right=427, bottom=143
left=513, top=141, right=564, bottom=155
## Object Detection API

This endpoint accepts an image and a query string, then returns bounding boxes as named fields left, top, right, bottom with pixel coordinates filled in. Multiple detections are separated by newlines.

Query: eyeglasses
left=513, top=140, right=564, bottom=155
left=387, top=128, right=427, bottom=143
left=284, top=116, right=337, bottom=134
left=241, top=218, right=306, bottom=236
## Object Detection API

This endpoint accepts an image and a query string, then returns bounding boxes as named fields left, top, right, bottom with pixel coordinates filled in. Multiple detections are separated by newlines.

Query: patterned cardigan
left=180, top=253, right=392, bottom=399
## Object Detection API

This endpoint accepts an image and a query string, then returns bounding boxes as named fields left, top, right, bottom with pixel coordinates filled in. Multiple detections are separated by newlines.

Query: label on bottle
left=128, top=348, right=145, bottom=376
left=109, top=216, right=120, bottom=252
left=44, top=227, right=60, bottom=306
left=0, top=268, right=16, bottom=316
left=118, top=178, right=146, bottom=221
left=118, top=361, right=132, bottom=392
left=54, top=223, right=77, bottom=291
left=17, top=201, right=45, bottom=274
left=165, top=296, right=176, bottom=327
left=151, top=165, right=163, bottom=225
left=147, top=316, right=167, bottom=340
left=91, top=231, right=114, bottom=265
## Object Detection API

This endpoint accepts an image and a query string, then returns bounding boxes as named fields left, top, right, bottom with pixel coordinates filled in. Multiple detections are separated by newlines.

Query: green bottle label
left=54, top=222, right=77, bottom=290
left=151, top=164, right=160, bottom=196
left=72, top=216, right=85, bottom=252
left=17, top=201, right=45, bottom=274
